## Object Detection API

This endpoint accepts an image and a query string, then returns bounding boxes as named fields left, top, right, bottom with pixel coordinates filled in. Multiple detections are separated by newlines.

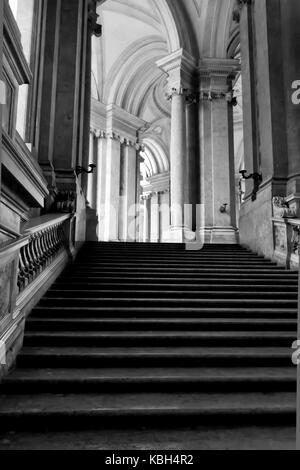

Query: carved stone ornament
left=54, top=191, right=76, bottom=214
left=273, top=196, right=297, bottom=219
left=291, top=226, right=300, bottom=253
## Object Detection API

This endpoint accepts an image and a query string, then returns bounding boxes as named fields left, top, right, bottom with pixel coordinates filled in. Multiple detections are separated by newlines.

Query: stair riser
left=23, top=336, right=295, bottom=348
left=0, top=411, right=295, bottom=432
left=25, top=320, right=297, bottom=332
left=1, top=380, right=296, bottom=395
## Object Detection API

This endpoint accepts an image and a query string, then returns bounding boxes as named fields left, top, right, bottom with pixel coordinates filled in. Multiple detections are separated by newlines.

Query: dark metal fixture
left=239, top=170, right=262, bottom=202
left=75, top=164, right=96, bottom=177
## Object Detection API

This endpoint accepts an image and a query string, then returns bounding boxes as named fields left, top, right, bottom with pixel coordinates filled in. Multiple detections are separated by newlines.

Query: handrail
left=23, top=213, right=72, bottom=235
left=16, top=213, right=73, bottom=294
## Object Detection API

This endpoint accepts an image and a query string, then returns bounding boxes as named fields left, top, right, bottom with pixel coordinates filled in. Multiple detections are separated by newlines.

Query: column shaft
left=97, top=136, right=107, bottom=241
left=150, top=193, right=160, bottom=243
left=119, top=144, right=137, bottom=242
left=104, top=137, right=121, bottom=241
left=170, top=92, right=187, bottom=233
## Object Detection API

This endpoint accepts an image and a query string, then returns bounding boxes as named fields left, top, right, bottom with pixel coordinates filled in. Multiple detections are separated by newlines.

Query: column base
left=204, top=227, right=239, bottom=244
left=162, top=226, right=196, bottom=243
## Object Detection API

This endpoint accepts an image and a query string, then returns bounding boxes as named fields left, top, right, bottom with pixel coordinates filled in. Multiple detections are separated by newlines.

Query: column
left=199, top=59, right=239, bottom=244
left=280, top=0, right=300, bottom=209
left=236, top=0, right=259, bottom=198
left=38, top=0, right=61, bottom=191
left=119, top=141, right=137, bottom=242
left=160, top=190, right=170, bottom=242
left=141, top=194, right=152, bottom=243
left=96, top=132, right=107, bottom=241
left=104, top=134, right=121, bottom=241
left=157, top=49, right=197, bottom=243
left=151, top=192, right=160, bottom=243
left=169, top=90, right=186, bottom=236
left=186, top=97, right=199, bottom=232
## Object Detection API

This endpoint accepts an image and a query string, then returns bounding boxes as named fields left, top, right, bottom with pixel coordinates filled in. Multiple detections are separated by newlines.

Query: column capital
left=140, top=192, right=153, bottom=201
left=198, top=58, right=240, bottom=94
left=90, top=127, right=106, bottom=139
left=156, top=48, right=197, bottom=95
left=165, top=87, right=195, bottom=101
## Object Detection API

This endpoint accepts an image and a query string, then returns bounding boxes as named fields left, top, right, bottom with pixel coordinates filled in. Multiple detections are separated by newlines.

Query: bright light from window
left=8, top=0, right=18, bottom=19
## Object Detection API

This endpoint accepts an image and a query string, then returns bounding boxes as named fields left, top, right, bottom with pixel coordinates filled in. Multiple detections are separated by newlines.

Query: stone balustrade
left=0, top=213, right=75, bottom=379
left=17, top=215, right=71, bottom=294
left=272, top=216, right=300, bottom=270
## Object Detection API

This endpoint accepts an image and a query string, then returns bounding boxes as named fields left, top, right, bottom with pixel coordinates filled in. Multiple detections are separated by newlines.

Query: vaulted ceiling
left=92, top=0, right=237, bottom=120
left=92, top=0, right=240, bottom=178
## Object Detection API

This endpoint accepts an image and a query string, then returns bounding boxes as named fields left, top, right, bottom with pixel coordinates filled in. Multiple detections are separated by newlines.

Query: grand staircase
left=0, top=242, right=297, bottom=450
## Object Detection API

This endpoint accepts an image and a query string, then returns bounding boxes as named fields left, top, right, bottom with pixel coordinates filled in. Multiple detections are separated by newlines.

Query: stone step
left=23, top=331, right=295, bottom=348
left=0, top=427, right=296, bottom=450
left=1, top=368, right=296, bottom=394
left=38, top=297, right=298, bottom=309
left=46, top=289, right=298, bottom=300
left=31, top=306, right=298, bottom=319
left=17, top=346, right=293, bottom=368
left=68, top=266, right=287, bottom=273
left=54, top=280, right=298, bottom=289
left=0, top=392, right=295, bottom=430
left=26, top=317, right=297, bottom=332
left=60, top=272, right=297, bottom=280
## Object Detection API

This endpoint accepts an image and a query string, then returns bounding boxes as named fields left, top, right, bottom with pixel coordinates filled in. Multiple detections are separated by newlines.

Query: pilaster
left=198, top=58, right=239, bottom=244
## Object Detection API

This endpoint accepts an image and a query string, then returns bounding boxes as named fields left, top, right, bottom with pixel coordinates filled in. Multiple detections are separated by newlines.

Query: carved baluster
left=35, top=232, right=45, bottom=269
left=31, top=235, right=41, bottom=278
left=22, top=242, right=34, bottom=284
left=18, top=246, right=28, bottom=292
left=44, top=229, right=52, bottom=265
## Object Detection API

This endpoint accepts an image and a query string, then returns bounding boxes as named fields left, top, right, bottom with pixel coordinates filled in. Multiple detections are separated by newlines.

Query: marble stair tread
left=39, top=298, right=298, bottom=307
left=53, top=282, right=299, bottom=289
left=45, top=291, right=298, bottom=300
left=0, top=392, right=295, bottom=414
left=0, top=427, right=296, bottom=450
left=19, top=346, right=293, bottom=356
left=24, top=331, right=295, bottom=339
left=4, top=367, right=297, bottom=381
left=32, top=307, right=298, bottom=317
